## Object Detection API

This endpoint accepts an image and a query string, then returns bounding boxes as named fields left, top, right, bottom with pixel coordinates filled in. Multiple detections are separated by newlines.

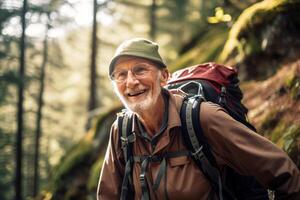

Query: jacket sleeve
left=97, top=121, right=125, bottom=200
left=200, top=102, right=300, bottom=200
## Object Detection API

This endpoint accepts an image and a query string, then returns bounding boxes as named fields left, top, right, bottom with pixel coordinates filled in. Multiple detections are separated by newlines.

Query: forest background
left=1, top=0, right=300, bottom=200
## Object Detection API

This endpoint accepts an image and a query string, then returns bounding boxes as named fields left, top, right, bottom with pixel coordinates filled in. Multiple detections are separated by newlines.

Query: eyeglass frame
left=110, top=63, right=158, bottom=84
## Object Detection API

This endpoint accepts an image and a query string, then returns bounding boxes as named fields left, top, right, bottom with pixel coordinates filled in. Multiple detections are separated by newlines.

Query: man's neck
left=136, top=94, right=165, bottom=137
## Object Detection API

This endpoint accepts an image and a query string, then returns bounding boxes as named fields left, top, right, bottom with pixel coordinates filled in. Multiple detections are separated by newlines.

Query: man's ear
left=160, top=69, right=169, bottom=86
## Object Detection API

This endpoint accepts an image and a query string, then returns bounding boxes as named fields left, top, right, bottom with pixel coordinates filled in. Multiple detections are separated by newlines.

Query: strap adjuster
left=192, top=145, right=204, bottom=158
left=139, top=173, right=145, bottom=181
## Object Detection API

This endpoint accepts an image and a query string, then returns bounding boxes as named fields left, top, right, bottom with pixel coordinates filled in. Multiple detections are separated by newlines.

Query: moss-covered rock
left=219, top=0, right=300, bottom=62
left=51, top=139, right=93, bottom=192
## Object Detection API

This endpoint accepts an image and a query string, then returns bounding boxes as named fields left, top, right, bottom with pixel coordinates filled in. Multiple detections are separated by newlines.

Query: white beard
left=113, top=74, right=162, bottom=114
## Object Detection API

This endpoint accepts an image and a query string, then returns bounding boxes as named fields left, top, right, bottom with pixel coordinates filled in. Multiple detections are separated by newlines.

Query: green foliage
left=207, top=7, right=232, bottom=24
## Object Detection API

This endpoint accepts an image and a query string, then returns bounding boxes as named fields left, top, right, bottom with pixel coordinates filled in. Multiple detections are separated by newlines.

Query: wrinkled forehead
left=114, top=55, right=159, bottom=70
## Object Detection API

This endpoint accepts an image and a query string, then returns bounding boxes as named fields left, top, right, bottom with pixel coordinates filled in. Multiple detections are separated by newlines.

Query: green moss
left=259, top=109, right=290, bottom=144
left=219, top=0, right=300, bottom=62
left=87, top=157, right=104, bottom=191
left=291, top=83, right=300, bottom=100
left=261, top=117, right=299, bottom=151
left=51, top=140, right=93, bottom=192
left=270, top=121, right=286, bottom=144
left=283, top=125, right=300, bottom=154
left=285, top=73, right=296, bottom=88
left=284, top=74, right=300, bottom=100
left=260, top=109, right=281, bottom=132
left=169, top=26, right=228, bottom=72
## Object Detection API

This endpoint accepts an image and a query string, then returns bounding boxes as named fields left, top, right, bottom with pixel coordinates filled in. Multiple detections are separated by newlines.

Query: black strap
left=118, top=112, right=135, bottom=200
left=133, top=151, right=189, bottom=163
left=152, top=157, right=167, bottom=191
left=140, top=158, right=150, bottom=200
left=121, top=159, right=133, bottom=199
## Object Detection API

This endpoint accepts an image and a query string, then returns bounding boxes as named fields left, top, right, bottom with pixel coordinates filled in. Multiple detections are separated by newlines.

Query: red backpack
left=167, top=62, right=256, bottom=131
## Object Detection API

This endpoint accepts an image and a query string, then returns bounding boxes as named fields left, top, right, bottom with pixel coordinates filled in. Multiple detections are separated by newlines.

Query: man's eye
left=134, top=66, right=148, bottom=75
left=115, top=71, right=127, bottom=79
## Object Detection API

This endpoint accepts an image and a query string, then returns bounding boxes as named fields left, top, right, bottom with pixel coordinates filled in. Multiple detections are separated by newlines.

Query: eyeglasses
left=110, top=63, right=154, bottom=83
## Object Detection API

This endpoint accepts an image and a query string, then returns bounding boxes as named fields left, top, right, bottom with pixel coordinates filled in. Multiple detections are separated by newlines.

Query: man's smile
left=126, top=89, right=147, bottom=97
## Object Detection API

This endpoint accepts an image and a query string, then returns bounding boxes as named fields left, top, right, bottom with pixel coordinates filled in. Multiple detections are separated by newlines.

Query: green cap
left=109, top=38, right=166, bottom=76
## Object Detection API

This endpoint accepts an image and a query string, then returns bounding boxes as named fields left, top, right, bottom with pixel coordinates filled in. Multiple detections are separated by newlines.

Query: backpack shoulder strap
left=180, top=95, right=235, bottom=200
left=117, top=110, right=135, bottom=200
left=117, top=111, right=135, bottom=161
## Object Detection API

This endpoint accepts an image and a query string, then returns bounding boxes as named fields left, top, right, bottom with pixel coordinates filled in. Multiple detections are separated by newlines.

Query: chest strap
left=133, top=150, right=190, bottom=200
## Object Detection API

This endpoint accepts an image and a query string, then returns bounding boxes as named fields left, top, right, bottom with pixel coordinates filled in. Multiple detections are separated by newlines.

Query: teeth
left=128, top=90, right=145, bottom=96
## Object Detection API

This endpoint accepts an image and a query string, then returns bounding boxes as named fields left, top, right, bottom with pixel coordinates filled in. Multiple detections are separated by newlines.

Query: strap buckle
left=121, top=131, right=136, bottom=148
left=139, top=173, right=146, bottom=181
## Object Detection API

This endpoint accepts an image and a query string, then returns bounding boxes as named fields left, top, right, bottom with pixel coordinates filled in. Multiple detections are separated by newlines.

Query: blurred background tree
left=1, top=0, right=299, bottom=200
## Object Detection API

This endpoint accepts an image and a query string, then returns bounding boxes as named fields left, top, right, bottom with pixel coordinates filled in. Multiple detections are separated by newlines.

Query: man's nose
left=126, top=70, right=139, bottom=87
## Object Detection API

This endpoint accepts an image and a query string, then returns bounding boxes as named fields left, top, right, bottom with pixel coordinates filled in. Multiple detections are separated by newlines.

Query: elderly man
left=97, top=38, right=300, bottom=200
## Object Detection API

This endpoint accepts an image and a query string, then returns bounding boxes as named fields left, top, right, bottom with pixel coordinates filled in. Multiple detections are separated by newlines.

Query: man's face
left=112, top=56, right=168, bottom=113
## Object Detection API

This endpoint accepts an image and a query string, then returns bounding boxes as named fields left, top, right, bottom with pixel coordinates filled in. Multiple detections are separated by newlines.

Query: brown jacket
left=97, top=92, right=300, bottom=200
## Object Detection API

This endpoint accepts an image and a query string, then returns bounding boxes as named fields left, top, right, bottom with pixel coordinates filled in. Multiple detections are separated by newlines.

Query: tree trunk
left=16, top=0, right=27, bottom=199
left=33, top=14, right=49, bottom=197
left=150, top=0, right=156, bottom=40
left=88, top=0, right=98, bottom=112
